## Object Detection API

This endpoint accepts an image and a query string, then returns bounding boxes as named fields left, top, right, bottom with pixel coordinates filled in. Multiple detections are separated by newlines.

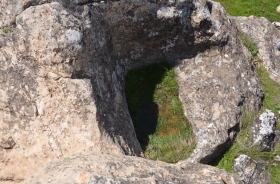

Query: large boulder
left=175, top=2, right=262, bottom=163
left=23, top=151, right=244, bottom=184
left=0, top=2, right=142, bottom=182
left=0, top=0, right=94, bottom=26
left=0, top=0, right=262, bottom=182
left=233, top=154, right=271, bottom=184
left=234, top=16, right=280, bottom=83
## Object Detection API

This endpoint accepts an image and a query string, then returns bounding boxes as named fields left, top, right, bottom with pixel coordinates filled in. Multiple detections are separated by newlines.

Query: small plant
left=240, top=33, right=258, bottom=58
left=71, top=70, right=84, bottom=79
left=1, top=27, right=12, bottom=34
left=237, top=29, right=264, bottom=68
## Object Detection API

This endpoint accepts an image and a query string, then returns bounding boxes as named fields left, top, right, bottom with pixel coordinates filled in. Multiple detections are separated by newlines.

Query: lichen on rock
left=249, top=109, right=277, bottom=151
left=0, top=0, right=264, bottom=182
left=23, top=151, right=245, bottom=184
left=233, top=154, right=271, bottom=184
left=234, top=16, right=280, bottom=83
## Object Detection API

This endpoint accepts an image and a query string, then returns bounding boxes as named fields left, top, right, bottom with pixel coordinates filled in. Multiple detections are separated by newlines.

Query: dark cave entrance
left=125, top=62, right=195, bottom=163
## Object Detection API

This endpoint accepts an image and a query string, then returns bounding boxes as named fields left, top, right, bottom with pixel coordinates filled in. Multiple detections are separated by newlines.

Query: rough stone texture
left=277, top=5, right=280, bottom=13
left=233, top=154, right=271, bottom=184
left=234, top=16, right=280, bottom=83
left=0, top=2, right=142, bottom=183
left=176, top=4, right=262, bottom=163
left=23, top=151, right=244, bottom=184
left=273, top=22, right=280, bottom=30
left=275, top=155, right=280, bottom=162
left=0, top=0, right=95, bottom=27
left=248, top=109, right=277, bottom=151
left=0, top=0, right=262, bottom=182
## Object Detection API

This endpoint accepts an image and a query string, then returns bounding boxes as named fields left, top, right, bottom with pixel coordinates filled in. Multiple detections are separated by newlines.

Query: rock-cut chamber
left=125, top=62, right=195, bottom=163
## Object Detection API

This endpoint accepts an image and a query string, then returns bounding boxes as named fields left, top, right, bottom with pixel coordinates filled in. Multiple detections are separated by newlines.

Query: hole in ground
left=125, top=62, right=195, bottom=163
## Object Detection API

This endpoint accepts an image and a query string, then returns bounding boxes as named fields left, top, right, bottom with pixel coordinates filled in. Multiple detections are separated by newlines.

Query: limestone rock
left=249, top=109, right=277, bottom=151
left=0, top=0, right=262, bottom=182
left=0, top=136, right=16, bottom=149
left=272, top=22, right=280, bottom=30
left=0, top=0, right=94, bottom=26
left=275, top=155, right=280, bottom=162
left=277, top=5, right=280, bottom=13
left=234, top=16, right=280, bottom=83
left=233, top=154, right=271, bottom=184
left=176, top=3, right=262, bottom=163
left=0, top=2, right=142, bottom=182
left=22, top=151, right=244, bottom=184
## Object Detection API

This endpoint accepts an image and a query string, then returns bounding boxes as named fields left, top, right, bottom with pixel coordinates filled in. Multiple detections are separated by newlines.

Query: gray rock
left=233, top=154, right=271, bottom=184
left=0, top=0, right=262, bottom=182
left=249, top=109, right=277, bottom=151
left=177, top=2, right=262, bottom=163
left=272, top=22, right=280, bottom=30
left=22, top=151, right=244, bottom=184
left=234, top=16, right=280, bottom=83
left=277, top=5, right=280, bottom=13
left=0, top=0, right=95, bottom=26
left=275, top=155, right=280, bottom=162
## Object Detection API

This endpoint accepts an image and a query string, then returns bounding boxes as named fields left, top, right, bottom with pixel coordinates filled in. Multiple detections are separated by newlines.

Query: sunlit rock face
left=22, top=151, right=245, bottom=184
left=234, top=16, right=280, bottom=83
left=0, top=0, right=262, bottom=182
left=234, top=154, right=271, bottom=184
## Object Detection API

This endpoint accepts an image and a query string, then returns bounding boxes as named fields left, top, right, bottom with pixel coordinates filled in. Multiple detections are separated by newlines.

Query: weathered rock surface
left=277, top=5, right=280, bottom=13
left=234, top=16, right=280, bottom=83
left=0, top=0, right=262, bottom=182
left=273, top=22, right=280, bottom=30
left=176, top=3, right=262, bottom=163
left=0, top=0, right=94, bottom=27
left=248, top=109, right=277, bottom=151
left=233, top=154, right=271, bottom=184
left=0, top=2, right=143, bottom=182
left=275, top=155, right=280, bottom=162
left=23, top=151, right=244, bottom=184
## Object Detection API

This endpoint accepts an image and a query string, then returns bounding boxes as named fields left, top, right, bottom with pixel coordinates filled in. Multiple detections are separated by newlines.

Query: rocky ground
left=234, top=16, right=280, bottom=83
left=0, top=0, right=279, bottom=183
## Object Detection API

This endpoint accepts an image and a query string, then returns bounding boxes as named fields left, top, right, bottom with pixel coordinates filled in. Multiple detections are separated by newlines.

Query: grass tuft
left=1, top=27, right=12, bottom=34
left=125, top=62, right=195, bottom=163
left=215, top=0, right=280, bottom=22
left=238, top=30, right=259, bottom=58
left=256, top=65, right=280, bottom=115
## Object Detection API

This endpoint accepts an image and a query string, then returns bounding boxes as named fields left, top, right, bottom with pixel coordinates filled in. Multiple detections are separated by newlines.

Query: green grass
left=210, top=29, right=280, bottom=183
left=215, top=0, right=280, bottom=22
left=257, top=66, right=280, bottom=114
left=210, top=108, right=257, bottom=172
left=256, top=64, right=280, bottom=184
left=125, top=62, right=195, bottom=163
left=238, top=30, right=259, bottom=58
